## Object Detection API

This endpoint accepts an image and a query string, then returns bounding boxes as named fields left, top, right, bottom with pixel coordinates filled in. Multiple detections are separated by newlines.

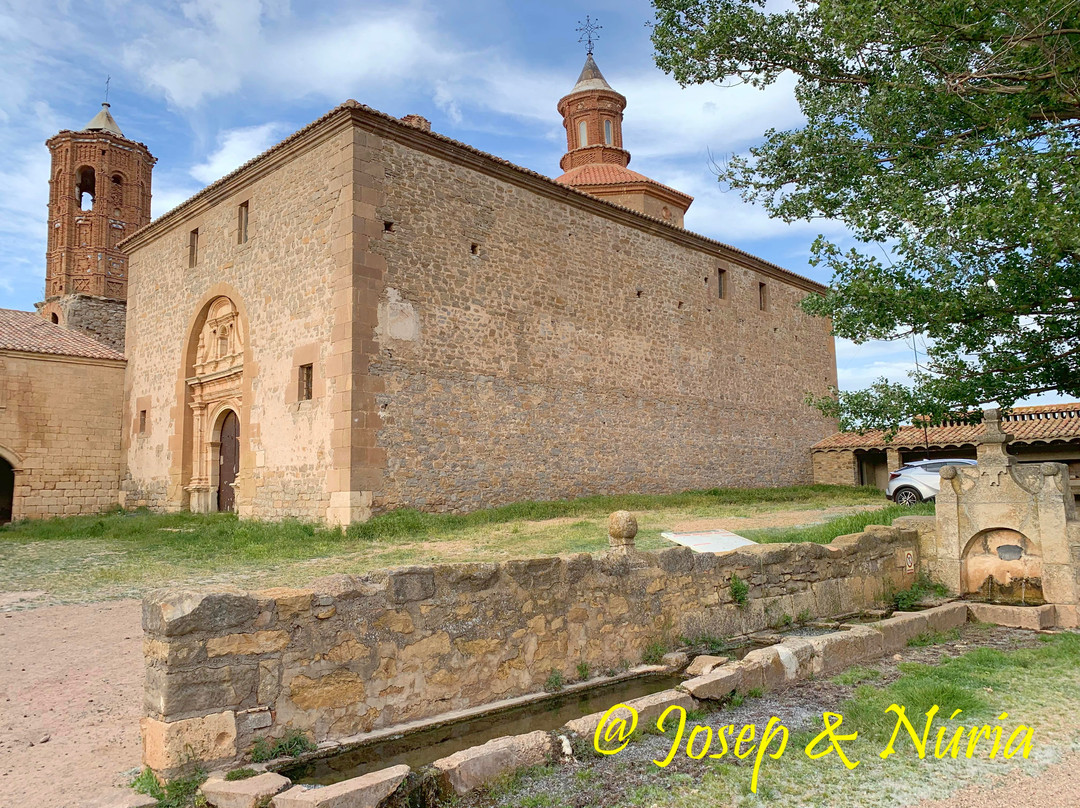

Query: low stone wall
left=141, top=524, right=918, bottom=774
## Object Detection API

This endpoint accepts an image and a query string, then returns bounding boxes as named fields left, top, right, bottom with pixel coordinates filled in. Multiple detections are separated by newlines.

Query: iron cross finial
left=577, top=15, right=601, bottom=56
left=105, top=75, right=111, bottom=104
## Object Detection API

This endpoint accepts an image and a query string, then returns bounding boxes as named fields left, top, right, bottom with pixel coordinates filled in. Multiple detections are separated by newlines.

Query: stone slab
left=433, top=731, right=554, bottom=795
left=681, top=664, right=743, bottom=701
left=871, top=612, right=929, bottom=653
left=809, top=625, right=883, bottom=676
left=967, top=603, right=1056, bottom=630
left=660, top=530, right=756, bottom=553
left=271, top=765, right=409, bottom=807
left=921, top=602, right=969, bottom=633
left=685, top=654, right=729, bottom=677
left=201, top=772, right=291, bottom=808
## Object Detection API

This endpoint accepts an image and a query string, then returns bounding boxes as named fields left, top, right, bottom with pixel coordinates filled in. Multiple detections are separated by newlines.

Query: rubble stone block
left=142, top=712, right=237, bottom=772
left=685, top=654, right=729, bottom=677
left=270, top=765, right=408, bottom=807
left=201, top=772, right=291, bottom=808
left=681, top=664, right=743, bottom=701
left=144, top=590, right=259, bottom=637
left=967, top=603, right=1056, bottom=629
left=433, top=731, right=554, bottom=795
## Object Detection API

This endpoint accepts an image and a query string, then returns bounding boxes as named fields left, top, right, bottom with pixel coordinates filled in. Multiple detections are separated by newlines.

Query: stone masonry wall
left=37, top=295, right=128, bottom=353
left=812, top=450, right=858, bottom=487
left=141, top=525, right=917, bottom=773
left=368, top=133, right=838, bottom=512
left=122, top=129, right=349, bottom=520
left=0, top=350, right=125, bottom=519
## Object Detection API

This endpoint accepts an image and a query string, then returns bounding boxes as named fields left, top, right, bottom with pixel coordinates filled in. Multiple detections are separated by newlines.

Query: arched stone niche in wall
left=960, top=527, right=1043, bottom=605
left=184, top=296, right=245, bottom=513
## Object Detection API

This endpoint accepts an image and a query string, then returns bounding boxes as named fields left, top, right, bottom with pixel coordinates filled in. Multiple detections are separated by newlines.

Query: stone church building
left=2, top=55, right=838, bottom=525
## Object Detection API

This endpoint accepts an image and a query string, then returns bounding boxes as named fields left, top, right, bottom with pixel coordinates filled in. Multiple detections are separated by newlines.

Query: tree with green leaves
left=652, top=0, right=1080, bottom=432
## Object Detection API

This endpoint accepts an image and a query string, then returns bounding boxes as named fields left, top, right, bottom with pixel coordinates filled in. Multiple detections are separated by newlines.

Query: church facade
left=5, top=56, right=838, bottom=525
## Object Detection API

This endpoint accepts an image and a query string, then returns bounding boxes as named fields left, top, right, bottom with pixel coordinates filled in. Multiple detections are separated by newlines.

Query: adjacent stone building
left=0, top=309, right=125, bottom=520
left=812, top=402, right=1080, bottom=495
left=4, top=55, right=839, bottom=523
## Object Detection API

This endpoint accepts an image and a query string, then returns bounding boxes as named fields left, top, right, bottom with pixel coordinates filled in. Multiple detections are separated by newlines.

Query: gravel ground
left=462, top=625, right=1048, bottom=808
left=0, top=600, right=143, bottom=808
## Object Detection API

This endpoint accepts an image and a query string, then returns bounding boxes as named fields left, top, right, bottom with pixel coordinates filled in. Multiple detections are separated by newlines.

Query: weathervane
left=577, top=15, right=601, bottom=56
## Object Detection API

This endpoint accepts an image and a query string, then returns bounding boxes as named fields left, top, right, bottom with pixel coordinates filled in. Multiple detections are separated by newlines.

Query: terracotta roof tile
left=554, top=163, right=694, bottom=201
left=0, top=309, right=125, bottom=361
left=813, top=403, right=1080, bottom=451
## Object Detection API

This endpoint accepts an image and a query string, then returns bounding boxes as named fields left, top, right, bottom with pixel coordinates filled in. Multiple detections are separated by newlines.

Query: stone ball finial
left=940, top=465, right=958, bottom=480
left=608, top=511, right=638, bottom=552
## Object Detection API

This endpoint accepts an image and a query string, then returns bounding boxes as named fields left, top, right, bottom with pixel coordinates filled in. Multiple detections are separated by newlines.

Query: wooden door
left=218, top=411, right=239, bottom=513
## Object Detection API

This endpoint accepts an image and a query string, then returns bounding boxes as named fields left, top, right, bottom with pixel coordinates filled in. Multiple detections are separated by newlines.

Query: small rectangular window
left=717, top=268, right=727, bottom=300
left=758, top=282, right=768, bottom=311
left=237, top=201, right=249, bottom=244
left=138, top=410, right=147, bottom=434
left=188, top=228, right=199, bottom=268
left=298, top=364, right=313, bottom=401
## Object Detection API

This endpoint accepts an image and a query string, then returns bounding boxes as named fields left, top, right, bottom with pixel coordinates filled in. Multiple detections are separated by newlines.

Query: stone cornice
left=119, top=101, right=826, bottom=295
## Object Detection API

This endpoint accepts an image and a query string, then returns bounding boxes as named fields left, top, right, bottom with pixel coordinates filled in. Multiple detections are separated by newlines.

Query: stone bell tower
left=555, top=53, right=693, bottom=227
left=38, top=102, right=156, bottom=352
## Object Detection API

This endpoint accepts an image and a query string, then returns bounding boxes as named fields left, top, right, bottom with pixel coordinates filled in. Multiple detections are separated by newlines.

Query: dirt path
left=915, top=751, right=1080, bottom=807
left=0, top=600, right=142, bottom=808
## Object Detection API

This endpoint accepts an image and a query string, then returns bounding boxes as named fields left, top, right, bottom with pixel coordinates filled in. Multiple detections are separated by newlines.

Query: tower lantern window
left=604, top=119, right=613, bottom=145
left=578, top=120, right=588, bottom=147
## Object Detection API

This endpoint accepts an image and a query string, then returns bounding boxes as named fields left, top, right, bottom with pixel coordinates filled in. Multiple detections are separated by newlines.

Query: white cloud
left=190, top=123, right=290, bottom=184
left=122, top=2, right=458, bottom=109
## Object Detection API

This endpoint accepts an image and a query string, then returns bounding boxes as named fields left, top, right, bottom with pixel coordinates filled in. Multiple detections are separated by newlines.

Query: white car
left=886, top=459, right=977, bottom=505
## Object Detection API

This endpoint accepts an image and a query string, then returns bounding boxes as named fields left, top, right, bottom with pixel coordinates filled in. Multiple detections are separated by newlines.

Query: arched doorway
left=0, top=457, right=13, bottom=523
left=217, top=410, right=240, bottom=513
left=183, top=296, right=245, bottom=513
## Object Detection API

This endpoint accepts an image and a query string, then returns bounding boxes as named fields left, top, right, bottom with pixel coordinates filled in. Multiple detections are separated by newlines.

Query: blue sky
left=0, top=0, right=1059, bottom=403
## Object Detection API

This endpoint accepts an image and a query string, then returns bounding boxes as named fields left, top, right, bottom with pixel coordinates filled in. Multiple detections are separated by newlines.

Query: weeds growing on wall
left=131, top=767, right=207, bottom=808
left=249, top=729, right=317, bottom=763
left=730, top=573, right=750, bottom=607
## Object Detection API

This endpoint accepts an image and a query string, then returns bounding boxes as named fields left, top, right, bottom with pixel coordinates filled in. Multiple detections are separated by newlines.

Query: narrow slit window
left=188, top=228, right=199, bottom=268
left=578, top=120, right=588, bottom=147
left=298, top=364, right=313, bottom=401
left=139, top=410, right=147, bottom=434
left=758, top=282, right=768, bottom=311
left=604, top=119, right=613, bottom=145
left=717, top=268, right=727, bottom=300
left=237, top=201, right=249, bottom=244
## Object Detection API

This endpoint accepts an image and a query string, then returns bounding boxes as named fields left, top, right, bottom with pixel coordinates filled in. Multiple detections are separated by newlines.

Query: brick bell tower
left=38, top=102, right=156, bottom=352
left=555, top=53, right=693, bottom=227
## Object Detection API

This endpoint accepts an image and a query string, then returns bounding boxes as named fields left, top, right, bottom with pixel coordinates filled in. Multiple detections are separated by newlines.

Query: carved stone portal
left=184, top=297, right=244, bottom=513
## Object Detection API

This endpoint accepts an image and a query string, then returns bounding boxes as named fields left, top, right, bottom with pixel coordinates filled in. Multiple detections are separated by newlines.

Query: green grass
left=742, top=502, right=934, bottom=545
left=907, top=628, right=962, bottom=648
left=832, top=666, right=883, bottom=686
left=0, top=485, right=885, bottom=604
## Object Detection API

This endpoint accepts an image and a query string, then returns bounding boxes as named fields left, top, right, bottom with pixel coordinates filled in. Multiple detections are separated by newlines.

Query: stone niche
left=961, top=527, right=1042, bottom=604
